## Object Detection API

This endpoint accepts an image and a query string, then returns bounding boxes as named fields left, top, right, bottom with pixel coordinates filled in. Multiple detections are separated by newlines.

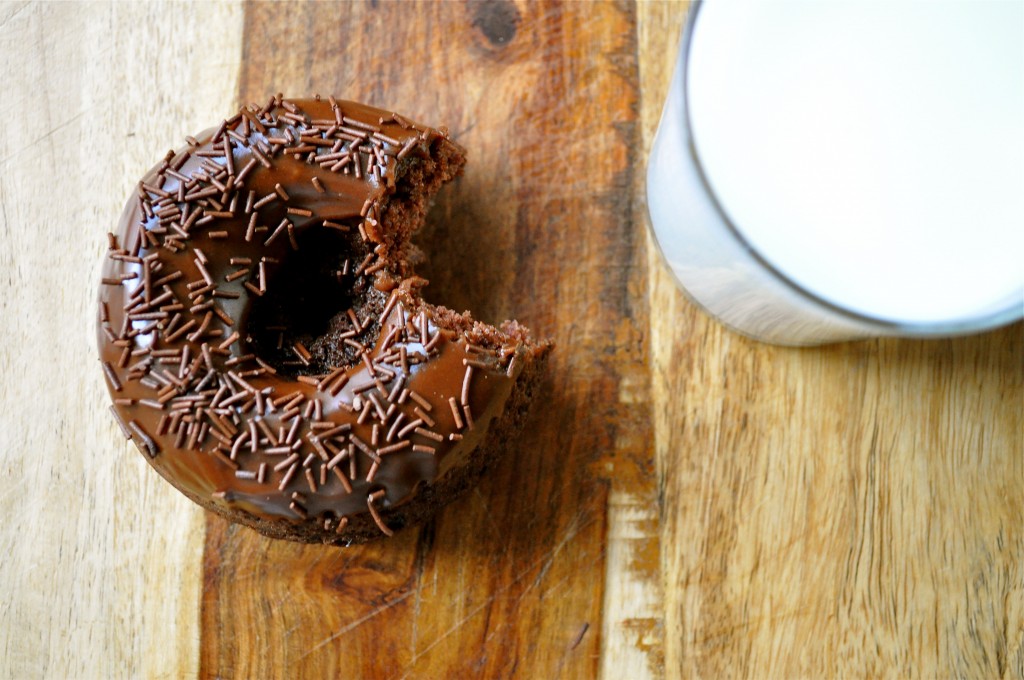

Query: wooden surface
left=0, top=2, right=1020, bottom=678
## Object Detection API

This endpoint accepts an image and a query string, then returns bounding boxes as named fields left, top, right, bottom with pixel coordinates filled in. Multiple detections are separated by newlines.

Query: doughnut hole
left=246, top=224, right=388, bottom=377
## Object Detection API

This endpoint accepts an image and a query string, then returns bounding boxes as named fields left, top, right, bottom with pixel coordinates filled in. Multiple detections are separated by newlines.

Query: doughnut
left=97, top=95, right=550, bottom=544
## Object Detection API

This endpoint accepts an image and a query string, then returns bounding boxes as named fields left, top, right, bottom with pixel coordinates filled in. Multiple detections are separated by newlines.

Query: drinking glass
left=646, top=0, right=1023, bottom=345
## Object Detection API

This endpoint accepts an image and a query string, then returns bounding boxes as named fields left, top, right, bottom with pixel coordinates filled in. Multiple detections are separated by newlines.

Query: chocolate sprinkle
left=366, top=490, right=393, bottom=536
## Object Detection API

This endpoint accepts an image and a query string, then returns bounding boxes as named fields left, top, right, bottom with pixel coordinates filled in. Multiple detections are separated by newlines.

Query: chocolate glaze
left=97, top=97, right=521, bottom=537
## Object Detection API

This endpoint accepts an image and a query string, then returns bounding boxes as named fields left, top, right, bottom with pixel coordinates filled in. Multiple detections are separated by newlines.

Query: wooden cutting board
left=1, top=2, right=1020, bottom=678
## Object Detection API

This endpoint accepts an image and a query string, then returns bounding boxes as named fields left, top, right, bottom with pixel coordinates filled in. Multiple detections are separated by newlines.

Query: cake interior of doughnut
left=247, top=138, right=468, bottom=378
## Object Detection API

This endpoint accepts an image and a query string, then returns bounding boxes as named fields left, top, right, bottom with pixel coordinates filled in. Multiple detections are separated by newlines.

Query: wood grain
left=639, top=4, right=1024, bottom=679
left=0, top=2, right=242, bottom=678
left=201, top=1, right=660, bottom=678
left=2, top=1, right=1021, bottom=679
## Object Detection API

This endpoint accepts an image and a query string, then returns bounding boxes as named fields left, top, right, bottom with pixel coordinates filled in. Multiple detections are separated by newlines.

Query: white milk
left=681, top=0, right=1023, bottom=325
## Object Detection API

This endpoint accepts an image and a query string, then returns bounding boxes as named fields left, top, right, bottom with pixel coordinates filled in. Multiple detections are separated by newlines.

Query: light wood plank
left=0, top=2, right=242, bottom=677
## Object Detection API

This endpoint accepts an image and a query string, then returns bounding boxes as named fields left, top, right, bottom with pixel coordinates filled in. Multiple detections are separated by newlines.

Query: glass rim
left=676, top=0, right=1023, bottom=336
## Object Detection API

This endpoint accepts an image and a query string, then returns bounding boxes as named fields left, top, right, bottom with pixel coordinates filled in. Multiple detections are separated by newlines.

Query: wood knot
left=471, top=0, right=520, bottom=47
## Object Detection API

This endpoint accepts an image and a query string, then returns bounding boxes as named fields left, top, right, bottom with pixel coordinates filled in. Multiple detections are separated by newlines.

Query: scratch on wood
left=406, top=593, right=500, bottom=672
left=297, top=589, right=413, bottom=661
left=570, top=622, right=590, bottom=649
left=0, top=109, right=87, bottom=168
left=471, top=487, right=503, bottom=540
left=0, top=1, right=30, bottom=31
left=400, top=513, right=598, bottom=675
left=410, top=564, right=425, bottom=658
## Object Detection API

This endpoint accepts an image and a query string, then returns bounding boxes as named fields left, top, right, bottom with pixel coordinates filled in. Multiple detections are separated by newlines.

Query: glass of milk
left=646, top=0, right=1023, bottom=345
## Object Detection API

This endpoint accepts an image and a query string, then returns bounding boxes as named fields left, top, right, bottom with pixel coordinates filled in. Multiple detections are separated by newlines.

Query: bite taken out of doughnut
left=97, top=95, right=551, bottom=545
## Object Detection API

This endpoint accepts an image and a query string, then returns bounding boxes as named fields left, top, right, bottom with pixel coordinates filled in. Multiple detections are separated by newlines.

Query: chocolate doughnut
left=97, top=95, right=549, bottom=544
